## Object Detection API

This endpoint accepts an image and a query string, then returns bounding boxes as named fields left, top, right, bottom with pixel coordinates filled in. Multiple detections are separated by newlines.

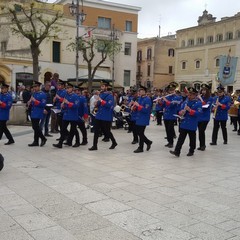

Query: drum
left=228, top=105, right=238, bottom=117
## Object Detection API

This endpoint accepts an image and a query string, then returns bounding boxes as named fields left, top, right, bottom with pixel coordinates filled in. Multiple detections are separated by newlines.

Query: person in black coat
left=0, top=153, right=4, bottom=171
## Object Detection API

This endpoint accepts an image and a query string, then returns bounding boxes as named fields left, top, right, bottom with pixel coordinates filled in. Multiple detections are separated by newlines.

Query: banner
left=218, top=53, right=238, bottom=86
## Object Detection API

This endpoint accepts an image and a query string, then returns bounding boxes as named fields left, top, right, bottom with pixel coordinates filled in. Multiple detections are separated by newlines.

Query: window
left=226, top=32, right=233, bottom=40
left=168, top=48, right=174, bottom=57
left=236, top=30, right=240, bottom=39
left=147, top=65, right=151, bottom=77
left=137, top=50, right=142, bottom=62
left=197, top=37, right=204, bottom=45
left=181, top=40, right=185, bottom=47
left=52, top=41, right=60, bottom=63
left=1, top=41, right=7, bottom=53
left=147, top=48, right=152, bottom=60
left=169, top=66, right=173, bottom=74
left=216, top=34, right=223, bottom=42
left=98, top=17, right=111, bottom=29
left=124, top=70, right=131, bottom=86
left=207, top=35, right=214, bottom=43
left=188, top=39, right=194, bottom=46
left=216, top=58, right=220, bottom=67
left=124, top=42, right=131, bottom=56
left=194, top=83, right=201, bottom=91
left=182, top=61, right=186, bottom=70
left=125, top=21, right=132, bottom=32
left=195, top=60, right=200, bottom=69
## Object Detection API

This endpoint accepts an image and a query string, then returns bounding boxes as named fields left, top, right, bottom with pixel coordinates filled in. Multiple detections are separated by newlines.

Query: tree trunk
left=31, top=44, right=40, bottom=81
left=87, top=63, right=93, bottom=93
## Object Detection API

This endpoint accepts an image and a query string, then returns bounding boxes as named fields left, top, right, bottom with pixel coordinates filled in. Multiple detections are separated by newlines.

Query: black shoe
left=210, top=142, right=217, bottom=145
left=169, top=150, right=180, bottom=157
left=238, top=132, right=240, bottom=135
left=72, top=143, right=80, bottom=148
left=146, top=141, right=152, bottom=151
left=127, top=130, right=132, bottom=133
left=45, top=134, right=53, bottom=137
left=174, top=136, right=177, bottom=139
left=89, top=146, right=98, bottom=151
left=131, top=140, right=138, bottom=144
left=63, top=142, right=72, bottom=146
left=28, top=142, right=39, bottom=147
left=197, top=146, right=206, bottom=151
left=134, top=148, right=143, bottom=153
left=165, top=143, right=173, bottom=148
left=109, top=143, right=117, bottom=149
left=232, top=129, right=237, bottom=132
left=223, top=141, right=227, bottom=144
left=102, top=138, right=110, bottom=142
left=53, top=143, right=62, bottom=148
left=56, top=138, right=60, bottom=141
left=40, top=138, right=47, bottom=147
left=80, top=141, right=88, bottom=145
left=187, top=152, right=194, bottom=156
left=4, top=140, right=15, bottom=145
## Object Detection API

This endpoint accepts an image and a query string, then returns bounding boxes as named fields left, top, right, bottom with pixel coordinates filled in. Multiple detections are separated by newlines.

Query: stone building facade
left=175, top=10, right=240, bottom=93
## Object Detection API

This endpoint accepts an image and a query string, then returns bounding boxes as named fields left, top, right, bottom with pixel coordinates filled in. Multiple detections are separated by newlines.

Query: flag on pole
left=218, top=48, right=238, bottom=86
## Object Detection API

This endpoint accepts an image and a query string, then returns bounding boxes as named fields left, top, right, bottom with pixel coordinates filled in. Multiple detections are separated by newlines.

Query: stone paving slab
left=0, top=121, right=240, bottom=239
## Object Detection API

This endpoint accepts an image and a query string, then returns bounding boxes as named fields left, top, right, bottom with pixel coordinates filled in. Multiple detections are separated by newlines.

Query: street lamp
left=69, top=0, right=86, bottom=84
left=110, top=24, right=118, bottom=91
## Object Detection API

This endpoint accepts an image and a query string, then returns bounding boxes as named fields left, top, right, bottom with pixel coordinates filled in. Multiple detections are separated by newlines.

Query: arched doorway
left=0, top=74, right=5, bottom=85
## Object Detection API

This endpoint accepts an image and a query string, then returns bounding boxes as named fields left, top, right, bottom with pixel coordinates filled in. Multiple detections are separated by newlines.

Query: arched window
left=188, top=39, right=194, bottom=46
left=207, top=36, right=214, bottom=43
left=168, top=48, right=175, bottom=57
left=194, top=83, right=201, bottom=91
left=137, top=50, right=142, bottom=62
left=195, top=60, right=201, bottom=69
left=181, top=40, right=185, bottom=47
left=216, top=34, right=223, bottom=42
left=226, top=32, right=233, bottom=40
left=147, top=48, right=152, bottom=60
left=181, top=61, right=187, bottom=70
left=236, top=30, right=240, bottom=39
left=216, top=58, right=220, bottom=67
left=197, top=37, right=204, bottom=45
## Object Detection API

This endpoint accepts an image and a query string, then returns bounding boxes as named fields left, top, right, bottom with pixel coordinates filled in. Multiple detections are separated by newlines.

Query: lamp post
left=69, top=0, right=86, bottom=84
left=110, top=24, right=118, bottom=91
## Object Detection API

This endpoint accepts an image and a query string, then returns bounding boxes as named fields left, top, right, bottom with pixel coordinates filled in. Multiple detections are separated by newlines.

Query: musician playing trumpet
left=170, top=87, right=202, bottom=157
left=197, top=84, right=214, bottom=151
left=162, top=82, right=181, bottom=148
left=210, top=85, right=231, bottom=145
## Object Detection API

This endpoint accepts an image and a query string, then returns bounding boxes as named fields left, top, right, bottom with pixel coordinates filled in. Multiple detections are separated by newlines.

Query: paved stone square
left=0, top=120, right=240, bottom=240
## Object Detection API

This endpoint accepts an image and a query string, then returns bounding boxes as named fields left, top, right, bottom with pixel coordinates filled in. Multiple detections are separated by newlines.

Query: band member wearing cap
left=162, top=82, right=181, bottom=148
left=53, top=80, right=67, bottom=133
left=28, top=81, right=47, bottom=147
left=0, top=83, right=15, bottom=145
left=210, top=85, right=231, bottom=145
left=68, top=86, right=89, bottom=147
left=236, top=89, right=240, bottom=135
left=170, top=87, right=202, bottom=157
left=197, top=84, right=214, bottom=151
left=53, top=83, right=79, bottom=148
left=89, top=81, right=117, bottom=151
left=127, top=89, right=139, bottom=144
left=154, top=89, right=164, bottom=126
left=132, top=86, right=152, bottom=153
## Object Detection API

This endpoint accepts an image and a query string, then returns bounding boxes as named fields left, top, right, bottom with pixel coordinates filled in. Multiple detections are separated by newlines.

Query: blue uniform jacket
left=163, top=94, right=181, bottom=120
left=78, top=95, right=88, bottom=121
left=55, top=89, right=66, bottom=109
left=198, top=96, right=214, bottom=122
left=135, top=96, right=152, bottom=126
left=214, top=95, right=231, bottom=121
left=0, top=92, right=12, bottom=121
left=179, top=99, right=202, bottom=131
left=30, top=91, right=47, bottom=119
left=96, top=91, right=114, bottom=122
left=62, top=92, right=79, bottom=121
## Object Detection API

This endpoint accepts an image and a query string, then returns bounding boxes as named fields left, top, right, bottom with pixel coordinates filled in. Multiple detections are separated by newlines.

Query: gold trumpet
left=213, top=98, right=219, bottom=119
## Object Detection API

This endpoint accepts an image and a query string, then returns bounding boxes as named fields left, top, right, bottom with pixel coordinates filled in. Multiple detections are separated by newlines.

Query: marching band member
left=89, top=81, right=117, bottom=151
left=53, top=83, right=79, bottom=148
left=127, top=89, right=139, bottom=144
left=210, top=85, right=231, bottom=145
left=53, top=80, right=67, bottom=132
left=170, top=87, right=202, bottom=157
left=236, top=89, right=240, bottom=135
left=197, top=84, right=214, bottom=151
left=28, top=81, right=47, bottom=147
left=162, top=82, right=180, bottom=148
left=154, top=89, right=164, bottom=126
left=132, top=86, right=152, bottom=153
left=0, top=83, right=15, bottom=145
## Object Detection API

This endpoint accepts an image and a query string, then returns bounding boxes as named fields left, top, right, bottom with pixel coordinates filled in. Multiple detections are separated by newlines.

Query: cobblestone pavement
left=0, top=120, right=240, bottom=240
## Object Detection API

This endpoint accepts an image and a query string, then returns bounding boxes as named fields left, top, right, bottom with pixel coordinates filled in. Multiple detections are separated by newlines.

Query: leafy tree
left=69, top=34, right=122, bottom=92
left=1, top=0, right=63, bottom=81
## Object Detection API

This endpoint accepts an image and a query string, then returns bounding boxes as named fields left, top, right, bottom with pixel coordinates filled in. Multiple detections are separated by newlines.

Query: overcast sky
left=50, top=0, right=240, bottom=38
